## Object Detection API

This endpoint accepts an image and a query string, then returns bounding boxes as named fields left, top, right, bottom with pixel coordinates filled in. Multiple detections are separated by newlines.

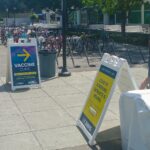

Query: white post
left=46, top=12, right=50, bottom=24
left=103, top=13, right=109, bottom=25
left=60, top=16, right=62, bottom=27
left=126, top=11, right=129, bottom=24
left=141, top=4, right=144, bottom=24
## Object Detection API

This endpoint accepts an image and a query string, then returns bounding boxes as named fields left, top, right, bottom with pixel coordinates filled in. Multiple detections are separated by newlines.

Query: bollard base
left=58, top=67, right=71, bottom=77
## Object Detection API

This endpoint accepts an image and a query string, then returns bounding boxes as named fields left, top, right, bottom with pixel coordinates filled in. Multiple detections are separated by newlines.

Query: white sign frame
left=7, top=38, right=41, bottom=91
left=76, top=53, right=138, bottom=146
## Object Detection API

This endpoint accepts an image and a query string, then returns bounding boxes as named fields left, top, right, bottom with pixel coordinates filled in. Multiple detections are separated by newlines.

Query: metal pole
left=148, top=36, right=150, bottom=77
left=13, top=7, right=16, bottom=27
left=14, top=11, right=16, bottom=27
left=6, top=8, right=8, bottom=27
left=146, top=34, right=150, bottom=89
left=59, top=0, right=71, bottom=76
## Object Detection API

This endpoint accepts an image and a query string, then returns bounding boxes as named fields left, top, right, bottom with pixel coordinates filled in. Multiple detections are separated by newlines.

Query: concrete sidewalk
left=0, top=65, right=147, bottom=150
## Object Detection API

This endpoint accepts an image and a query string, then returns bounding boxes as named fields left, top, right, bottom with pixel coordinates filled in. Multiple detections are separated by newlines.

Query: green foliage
left=82, top=0, right=144, bottom=14
left=0, top=0, right=83, bottom=13
left=67, top=0, right=83, bottom=9
left=82, top=0, right=144, bottom=34
left=30, top=13, right=39, bottom=22
left=0, top=17, right=3, bottom=22
left=82, top=0, right=101, bottom=6
left=0, top=0, right=27, bottom=12
left=144, top=2, right=150, bottom=10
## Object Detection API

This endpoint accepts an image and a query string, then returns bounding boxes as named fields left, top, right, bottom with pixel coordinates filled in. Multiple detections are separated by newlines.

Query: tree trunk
left=121, top=11, right=126, bottom=37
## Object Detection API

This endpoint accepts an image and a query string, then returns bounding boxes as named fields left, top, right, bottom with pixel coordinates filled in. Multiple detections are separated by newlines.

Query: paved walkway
left=0, top=65, right=147, bottom=150
left=0, top=45, right=148, bottom=149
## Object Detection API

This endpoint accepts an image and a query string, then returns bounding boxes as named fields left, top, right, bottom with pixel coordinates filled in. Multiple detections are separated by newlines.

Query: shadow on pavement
left=94, top=126, right=122, bottom=150
left=96, top=126, right=121, bottom=143
left=0, top=83, right=11, bottom=92
left=73, top=126, right=122, bottom=150
left=94, top=139, right=122, bottom=150
left=0, top=83, right=30, bottom=93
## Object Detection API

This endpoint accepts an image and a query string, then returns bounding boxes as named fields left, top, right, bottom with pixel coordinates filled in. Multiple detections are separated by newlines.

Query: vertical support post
left=126, top=11, right=129, bottom=24
left=103, top=13, right=109, bottom=25
left=13, top=7, right=16, bottom=27
left=59, top=0, right=71, bottom=76
left=76, top=10, right=80, bottom=25
left=148, top=37, right=150, bottom=78
left=141, top=4, right=144, bottom=24
left=6, top=8, right=9, bottom=27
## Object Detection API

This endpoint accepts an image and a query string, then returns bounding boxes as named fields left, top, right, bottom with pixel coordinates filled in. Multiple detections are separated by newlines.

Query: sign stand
left=6, top=38, right=41, bottom=91
left=6, top=47, right=11, bottom=84
left=76, top=53, right=138, bottom=146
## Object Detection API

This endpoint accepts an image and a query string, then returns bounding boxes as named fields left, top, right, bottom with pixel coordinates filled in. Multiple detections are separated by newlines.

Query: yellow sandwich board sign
left=77, top=53, right=138, bottom=145
left=80, top=65, right=117, bottom=135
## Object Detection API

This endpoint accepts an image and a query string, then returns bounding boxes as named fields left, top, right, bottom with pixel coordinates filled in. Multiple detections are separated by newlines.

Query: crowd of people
left=0, top=26, right=63, bottom=52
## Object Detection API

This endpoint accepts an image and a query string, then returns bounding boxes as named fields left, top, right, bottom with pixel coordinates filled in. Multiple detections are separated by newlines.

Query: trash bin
left=39, top=50, right=56, bottom=78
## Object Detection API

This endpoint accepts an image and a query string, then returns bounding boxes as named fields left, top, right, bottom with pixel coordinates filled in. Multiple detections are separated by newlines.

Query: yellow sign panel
left=80, top=65, right=117, bottom=135
left=14, top=72, right=37, bottom=76
left=17, top=49, right=31, bottom=62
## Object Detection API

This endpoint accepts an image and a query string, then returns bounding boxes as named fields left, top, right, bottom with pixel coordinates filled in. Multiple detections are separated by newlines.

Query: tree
left=115, top=0, right=143, bottom=35
left=67, top=0, right=83, bottom=9
left=30, top=13, right=39, bottom=24
left=82, top=0, right=144, bottom=35
left=0, top=0, right=83, bottom=13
